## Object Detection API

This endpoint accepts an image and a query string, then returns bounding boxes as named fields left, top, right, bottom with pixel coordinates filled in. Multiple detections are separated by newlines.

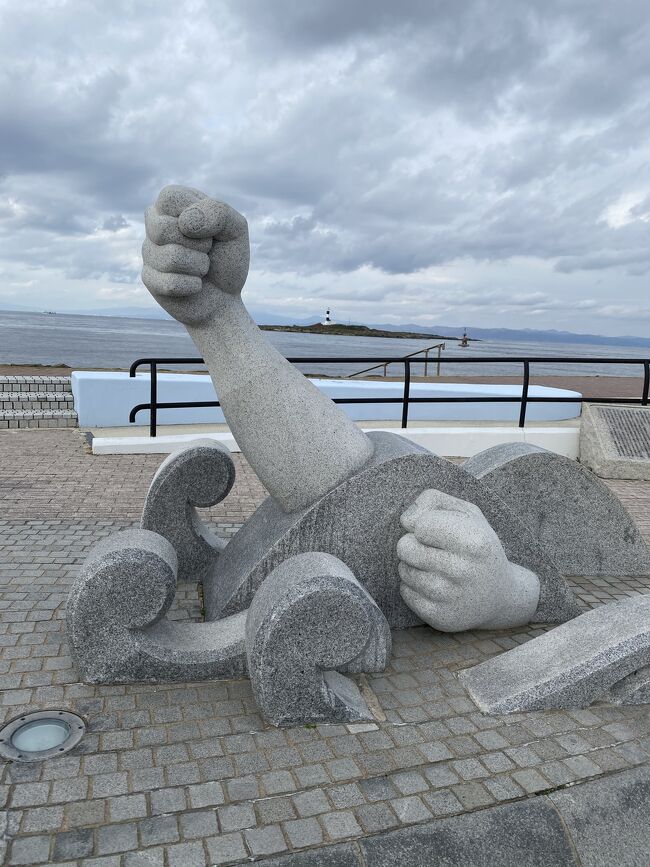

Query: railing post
left=423, top=349, right=429, bottom=378
left=518, top=360, right=530, bottom=428
left=643, top=361, right=650, bottom=406
left=437, top=344, right=443, bottom=377
left=150, top=362, right=157, bottom=438
left=401, top=360, right=411, bottom=429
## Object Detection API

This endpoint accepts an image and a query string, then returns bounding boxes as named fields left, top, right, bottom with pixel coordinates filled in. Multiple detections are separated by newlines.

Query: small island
left=260, top=322, right=465, bottom=341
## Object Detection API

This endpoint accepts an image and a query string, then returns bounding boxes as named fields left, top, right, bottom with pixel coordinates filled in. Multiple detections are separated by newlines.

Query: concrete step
left=0, top=392, right=74, bottom=410
left=0, top=375, right=72, bottom=392
left=0, top=408, right=78, bottom=429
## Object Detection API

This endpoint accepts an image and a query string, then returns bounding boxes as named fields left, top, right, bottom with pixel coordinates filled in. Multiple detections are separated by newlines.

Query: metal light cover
left=0, top=710, right=86, bottom=762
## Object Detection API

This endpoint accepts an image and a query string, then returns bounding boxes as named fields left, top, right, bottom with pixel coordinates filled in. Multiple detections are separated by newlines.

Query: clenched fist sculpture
left=142, top=185, right=249, bottom=325
left=398, top=490, right=540, bottom=632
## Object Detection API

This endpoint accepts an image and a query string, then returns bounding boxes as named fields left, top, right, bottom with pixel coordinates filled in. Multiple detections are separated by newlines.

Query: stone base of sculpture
left=67, top=539, right=391, bottom=725
left=204, top=431, right=580, bottom=627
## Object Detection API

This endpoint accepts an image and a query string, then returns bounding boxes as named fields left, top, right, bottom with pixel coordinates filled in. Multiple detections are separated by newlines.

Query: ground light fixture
left=0, top=710, right=86, bottom=762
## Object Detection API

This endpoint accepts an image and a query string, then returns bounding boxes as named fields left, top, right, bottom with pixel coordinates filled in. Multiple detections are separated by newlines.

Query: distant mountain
left=366, top=323, right=650, bottom=348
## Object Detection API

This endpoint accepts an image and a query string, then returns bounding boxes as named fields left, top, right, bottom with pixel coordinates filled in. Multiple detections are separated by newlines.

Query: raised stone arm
left=142, top=186, right=374, bottom=513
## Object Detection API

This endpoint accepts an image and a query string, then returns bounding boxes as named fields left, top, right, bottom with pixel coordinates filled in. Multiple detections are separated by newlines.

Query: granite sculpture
left=68, top=538, right=389, bottom=726
left=66, top=184, right=650, bottom=725
left=461, top=595, right=650, bottom=712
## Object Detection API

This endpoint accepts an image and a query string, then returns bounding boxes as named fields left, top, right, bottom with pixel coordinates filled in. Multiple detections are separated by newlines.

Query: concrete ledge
left=91, top=423, right=580, bottom=458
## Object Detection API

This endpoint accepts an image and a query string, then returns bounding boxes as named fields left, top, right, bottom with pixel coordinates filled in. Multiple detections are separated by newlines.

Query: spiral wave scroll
left=141, top=439, right=236, bottom=582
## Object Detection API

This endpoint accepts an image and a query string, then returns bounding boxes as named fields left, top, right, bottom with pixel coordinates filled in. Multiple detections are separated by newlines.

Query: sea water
left=0, top=309, right=648, bottom=378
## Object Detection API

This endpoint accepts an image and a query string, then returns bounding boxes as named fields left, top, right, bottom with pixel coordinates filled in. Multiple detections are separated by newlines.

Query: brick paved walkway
left=1, top=429, right=649, bottom=866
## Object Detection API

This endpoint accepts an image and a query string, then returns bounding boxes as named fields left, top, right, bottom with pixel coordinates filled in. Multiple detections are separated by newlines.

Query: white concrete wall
left=92, top=425, right=580, bottom=459
left=73, top=371, right=582, bottom=428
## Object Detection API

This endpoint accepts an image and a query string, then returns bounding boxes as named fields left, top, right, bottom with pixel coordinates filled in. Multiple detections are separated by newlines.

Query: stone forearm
left=187, top=294, right=374, bottom=513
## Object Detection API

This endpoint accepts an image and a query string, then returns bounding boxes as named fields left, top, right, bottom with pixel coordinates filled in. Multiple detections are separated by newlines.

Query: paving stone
left=149, top=787, right=187, bottom=814
left=10, top=783, right=50, bottom=808
left=358, top=777, right=397, bottom=802
left=482, top=752, right=516, bottom=773
left=391, top=771, right=429, bottom=795
left=262, top=771, right=297, bottom=795
left=53, top=828, right=94, bottom=860
left=206, top=832, right=248, bottom=865
left=187, top=781, right=225, bottom=808
left=123, top=850, right=165, bottom=867
left=511, top=769, right=551, bottom=794
left=423, top=789, right=464, bottom=817
left=283, top=817, right=324, bottom=849
left=295, top=764, right=329, bottom=787
left=320, top=811, right=363, bottom=840
left=227, top=775, right=261, bottom=801
left=51, top=777, right=89, bottom=802
left=82, top=857, right=122, bottom=867
left=65, top=799, right=106, bottom=826
left=92, top=773, right=129, bottom=799
left=218, top=802, right=256, bottom=832
left=179, top=809, right=219, bottom=838
left=484, top=776, right=526, bottom=802
left=244, top=824, right=288, bottom=857
left=390, top=795, right=432, bottom=824
left=9, top=835, right=51, bottom=866
left=96, top=823, right=138, bottom=855
left=293, top=789, right=330, bottom=817
left=166, top=841, right=207, bottom=867
left=423, top=764, right=460, bottom=788
left=139, top=815, right=180, bottom=846
left=326, top=759, right=361, bottom=781
left=21, top=804, right=63, bottom=832
left=355, top=801, right=399, bottom=833
left=256, top=796, right=297, bottom=824
left=328, top=783, right=365, bottom=809
left=108, top=793, right=147, bottom=822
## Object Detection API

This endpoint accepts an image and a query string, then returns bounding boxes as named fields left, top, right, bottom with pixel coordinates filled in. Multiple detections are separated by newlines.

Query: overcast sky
left=1, top=1, right=649, bottom=335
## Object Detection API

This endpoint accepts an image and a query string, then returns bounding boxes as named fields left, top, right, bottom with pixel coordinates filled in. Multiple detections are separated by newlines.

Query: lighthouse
left=322, top=308, right=333, bottom=326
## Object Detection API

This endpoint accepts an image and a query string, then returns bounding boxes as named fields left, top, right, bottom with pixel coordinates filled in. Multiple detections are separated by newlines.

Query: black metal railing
left=129, top=355, right=650, bottom=438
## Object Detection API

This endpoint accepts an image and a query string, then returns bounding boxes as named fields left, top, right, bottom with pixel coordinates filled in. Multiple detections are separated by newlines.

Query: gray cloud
left=0, top=0, right=648, bottom=334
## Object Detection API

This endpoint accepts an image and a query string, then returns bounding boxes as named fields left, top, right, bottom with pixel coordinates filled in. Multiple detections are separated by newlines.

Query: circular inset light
left=0, top=711, right=85, bottom=762
left=12, top=719, right=71, bottom=751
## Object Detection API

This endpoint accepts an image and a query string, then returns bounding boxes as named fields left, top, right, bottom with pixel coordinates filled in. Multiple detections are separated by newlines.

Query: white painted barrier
left=72, top=371, right=582, bottom=428
left=91, top=424, right=580, bottom=459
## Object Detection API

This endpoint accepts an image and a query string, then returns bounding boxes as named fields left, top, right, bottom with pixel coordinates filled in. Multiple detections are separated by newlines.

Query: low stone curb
left=254, top=764, right=650, bottom=866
